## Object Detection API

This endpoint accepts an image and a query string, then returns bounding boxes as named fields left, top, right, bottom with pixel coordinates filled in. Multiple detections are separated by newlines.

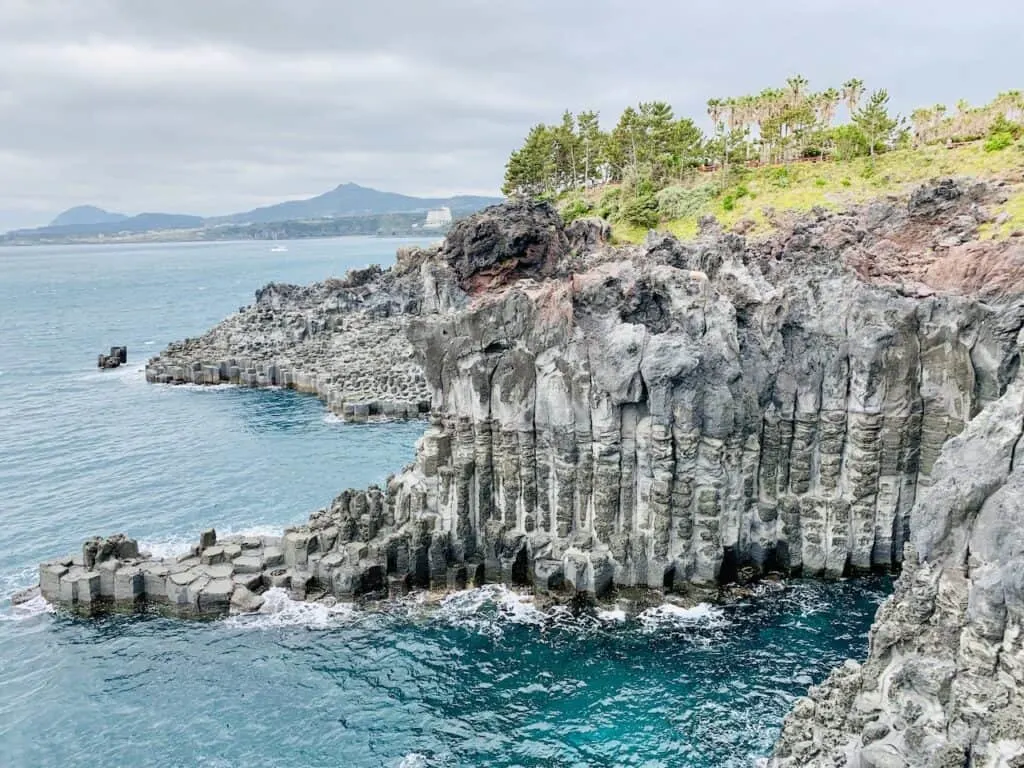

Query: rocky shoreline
left=143, top=262, right=433, bottom=421
left=36, top=181, right=1024, bottom=765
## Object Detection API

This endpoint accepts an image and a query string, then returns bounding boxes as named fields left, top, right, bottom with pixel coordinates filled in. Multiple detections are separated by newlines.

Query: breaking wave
left=216, top=582, right=730, bottom=641
left=223, top=587, right=360, bottom=630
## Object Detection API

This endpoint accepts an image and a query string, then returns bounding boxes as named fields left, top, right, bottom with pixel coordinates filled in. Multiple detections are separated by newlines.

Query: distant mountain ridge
left=210, top=183, right=502, bottom=225
left=50, top=205, right=127, bottom=227
left=20, top=183, right=503, bottom=239
left=26, top=212, right=204, bottom=238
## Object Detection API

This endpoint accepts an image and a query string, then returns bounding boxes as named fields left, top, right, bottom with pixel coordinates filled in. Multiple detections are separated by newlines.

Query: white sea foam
left=637, top=601, right=727, bottom=631
left=139, top=523, right=291, bottom=560
left=435, top=584, right=546, bottom=636
left=223, top=588, right=358, bottom=630
left=79, top=363, right=145, bottom=383
left=138, top=533, right=195, bottom=560
left=596, top=608, right=628, bottom=623
left=153, top=381, right=239, bottom=392
left=397, top=753, right=428, bottom=768
left=783, top=582, right=833, bottom=618
left=0, top=594, right=54, bottom=622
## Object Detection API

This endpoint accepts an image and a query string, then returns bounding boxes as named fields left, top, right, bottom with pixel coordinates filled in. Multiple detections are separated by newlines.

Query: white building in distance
left=424, top=207, right=452, bottom=229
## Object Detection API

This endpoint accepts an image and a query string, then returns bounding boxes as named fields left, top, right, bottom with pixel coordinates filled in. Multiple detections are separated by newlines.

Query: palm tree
left=817, top=88, right=840, bottom=126
left=994, top=90, right=1023, bottom=122
left=786, top=75, right=809, bottom=107
left=757, top=88, right=785, bottom=163
left=733, top=95, right=758, bottom=163
left=927, top=104, right=949, bottom=144
left=842, top=78, right=865, bottom=117
left=911, top=107, right=935, bottom=144
left=814, top=88, right=841, bottom=159
left=706, top=98, right=724, bottom=130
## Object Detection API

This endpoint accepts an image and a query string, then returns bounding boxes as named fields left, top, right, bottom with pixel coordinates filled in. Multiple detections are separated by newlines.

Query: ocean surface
left=0, top=238, right=890, bottom=768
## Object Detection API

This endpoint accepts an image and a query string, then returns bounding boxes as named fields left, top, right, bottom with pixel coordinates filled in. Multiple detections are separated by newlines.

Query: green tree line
left=502, top=79, right=1024, bottom=201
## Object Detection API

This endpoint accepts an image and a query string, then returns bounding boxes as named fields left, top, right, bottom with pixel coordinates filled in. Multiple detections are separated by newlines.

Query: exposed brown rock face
left=57, top=179, right=1024, bottom=765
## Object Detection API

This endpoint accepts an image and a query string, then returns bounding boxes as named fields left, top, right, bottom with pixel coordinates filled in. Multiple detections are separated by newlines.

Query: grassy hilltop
left=501, top=78, right=1024, bottom=243
left=608, top=141, right=1024, bottom=242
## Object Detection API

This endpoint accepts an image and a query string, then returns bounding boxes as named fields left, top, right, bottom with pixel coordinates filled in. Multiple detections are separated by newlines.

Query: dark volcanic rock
left=565, top=216, right=612, bottom=254
left=908, top=177, right=962, bottom=219
left=441, top=200, right=569, bottom=290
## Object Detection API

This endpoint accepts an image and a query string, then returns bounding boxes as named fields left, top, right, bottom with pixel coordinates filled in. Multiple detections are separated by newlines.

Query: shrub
left=989, top=115, right=1023, bottom=140
left=596, top=188, right=622, bottom=220
left=984, top=132, right=1014, bottom=153
left=561, top=197, right=594, bottom=223
left=622, top=193, right=660, bottom=229
left=841, top=178, right=852, bottom=187
left=829, top=124, right=871, bottom=161
left=766, top=167, right=790, bottom=188
left=655, top=183, right=715, bottom=219
left=722, top=194, right=736, bottom=212
left=735, top=184, right=750, bottom=199
left=815, top=177, right=827, bottom=187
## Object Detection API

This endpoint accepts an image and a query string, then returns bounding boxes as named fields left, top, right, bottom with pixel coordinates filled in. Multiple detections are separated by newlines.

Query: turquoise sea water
left=0, top=239, right=889, bottom=767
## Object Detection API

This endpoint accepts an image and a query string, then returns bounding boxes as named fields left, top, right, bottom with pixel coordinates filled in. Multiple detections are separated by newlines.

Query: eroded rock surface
left=769, top=375, right=1024, bottom=767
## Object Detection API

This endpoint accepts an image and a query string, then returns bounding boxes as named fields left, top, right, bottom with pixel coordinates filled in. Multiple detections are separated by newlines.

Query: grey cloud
left=0, top=0, right=1021, bottom=229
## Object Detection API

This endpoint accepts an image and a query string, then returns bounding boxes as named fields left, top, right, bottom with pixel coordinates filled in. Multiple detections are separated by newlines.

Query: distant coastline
left=3, top=181, right=500, bottom=247
left=1, top=211, right=449, bottom=246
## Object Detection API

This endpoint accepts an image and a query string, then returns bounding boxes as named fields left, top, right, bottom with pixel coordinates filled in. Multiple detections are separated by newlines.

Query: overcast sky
left=1, top=0, right=1021, bottom=230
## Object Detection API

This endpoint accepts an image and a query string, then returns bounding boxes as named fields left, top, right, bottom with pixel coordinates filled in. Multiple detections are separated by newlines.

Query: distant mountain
left=210, top=183, right=503, bottom=225
left=50, top=205, right=127, bottom=227
left=7, top=183, right=502, bottom=243
left=11, top=212, right=204, bottom=239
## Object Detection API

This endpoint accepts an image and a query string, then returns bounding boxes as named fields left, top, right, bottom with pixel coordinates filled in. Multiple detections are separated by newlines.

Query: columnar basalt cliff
left=382, top=184, right=1024, bottom=595
left=39, top=181, right=1024, bottom=764
left=769, top=376, right=1024, bottom=767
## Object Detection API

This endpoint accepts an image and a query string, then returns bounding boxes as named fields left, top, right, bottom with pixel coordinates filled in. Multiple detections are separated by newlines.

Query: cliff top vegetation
left=501, top=78, right=1024, bottom=243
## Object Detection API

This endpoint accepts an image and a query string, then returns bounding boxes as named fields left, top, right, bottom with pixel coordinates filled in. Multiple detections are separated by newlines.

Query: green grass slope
left=564, top=141, right=1024, bottom=244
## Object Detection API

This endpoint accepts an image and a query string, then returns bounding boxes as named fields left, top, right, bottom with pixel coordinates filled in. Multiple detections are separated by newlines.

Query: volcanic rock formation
left=43, top=183, right=1024, bottom=765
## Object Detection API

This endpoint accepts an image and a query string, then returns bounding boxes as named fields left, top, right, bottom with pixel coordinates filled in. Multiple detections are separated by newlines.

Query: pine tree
left=853, top=90, right=899, bottom=157
left=576, top=111, right=604, bottom=187
left=502, top=124, right=554, bottom=196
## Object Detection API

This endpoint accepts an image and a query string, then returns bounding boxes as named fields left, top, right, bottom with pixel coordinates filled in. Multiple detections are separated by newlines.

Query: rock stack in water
left=41, top=181, right=1024, bottom=764
left=97, top=345, right=127, bottom=369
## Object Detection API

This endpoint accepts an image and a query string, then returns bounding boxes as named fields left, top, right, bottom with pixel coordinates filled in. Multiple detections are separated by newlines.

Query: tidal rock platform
left=143, top=263, right=433, bottom=421
left=36, top=526, right=412, bottom=617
